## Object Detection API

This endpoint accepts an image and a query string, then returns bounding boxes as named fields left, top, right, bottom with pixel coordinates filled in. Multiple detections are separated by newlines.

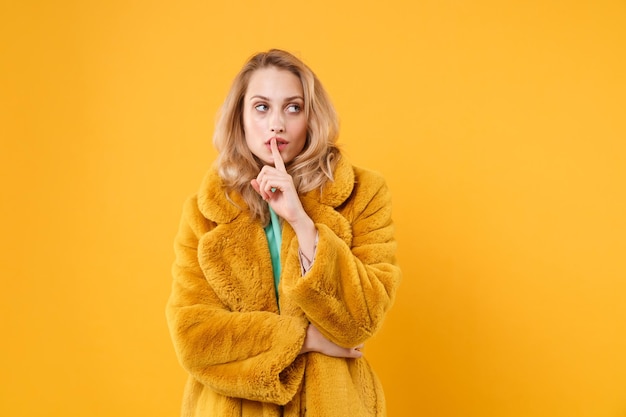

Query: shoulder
left=340, top=157, right=390, bottom=204
left=352, top=165, right=387, bottom=194
left=316, top=156, right=388, bottom=207
left=322, top=156, right=392, bottom=219
left=348, top=165, right=392, bottom=219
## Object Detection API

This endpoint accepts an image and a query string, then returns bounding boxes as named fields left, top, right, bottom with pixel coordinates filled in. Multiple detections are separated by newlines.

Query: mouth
left=266, top=138, right=289, bottom=150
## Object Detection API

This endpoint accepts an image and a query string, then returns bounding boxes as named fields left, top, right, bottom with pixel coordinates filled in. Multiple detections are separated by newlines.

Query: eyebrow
left=249, top=95, right=304, bottom=102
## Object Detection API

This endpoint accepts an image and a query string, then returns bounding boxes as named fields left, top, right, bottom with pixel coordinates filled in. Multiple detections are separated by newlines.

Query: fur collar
left=196, top=156, right=355, bottom=224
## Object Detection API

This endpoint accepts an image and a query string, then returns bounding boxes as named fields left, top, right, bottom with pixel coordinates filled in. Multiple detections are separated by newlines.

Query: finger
left=251, top=179, right=261, bottom=194
left=250, top=179, right=269, bottom=200
left=257, top=172, right=278, bottom=198
left=349, top=347, right=363, bottom=358
left=270, top=138, right=287, bottom=173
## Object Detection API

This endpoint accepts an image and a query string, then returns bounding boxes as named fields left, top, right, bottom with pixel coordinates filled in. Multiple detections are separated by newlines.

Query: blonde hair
left=213, top=49, right=341, bottom=225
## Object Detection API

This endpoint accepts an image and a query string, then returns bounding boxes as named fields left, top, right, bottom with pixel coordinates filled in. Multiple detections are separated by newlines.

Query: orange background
left=1, top=1, right=625, bottom=416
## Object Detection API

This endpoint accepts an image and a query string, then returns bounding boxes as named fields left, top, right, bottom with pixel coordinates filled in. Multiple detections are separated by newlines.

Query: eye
left=286, top=104, right=301, bottom=113
left=254, top=104, right=269, bottom=112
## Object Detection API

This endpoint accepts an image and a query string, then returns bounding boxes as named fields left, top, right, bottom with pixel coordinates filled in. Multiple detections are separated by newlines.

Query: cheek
left=295, top=123, right=308, bottom=153
left=243, top=111, right=260, bottom=133
left=250, top=117, right=266, bottom=135
left=295, top=119, right=308, bottom=138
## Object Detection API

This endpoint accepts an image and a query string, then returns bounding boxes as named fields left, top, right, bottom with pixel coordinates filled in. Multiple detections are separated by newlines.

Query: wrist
left=290, top=215, right=315, bottom=238
left=293, top=217, right=316, bottom=259
left=299, top=324, right=314, bottom=354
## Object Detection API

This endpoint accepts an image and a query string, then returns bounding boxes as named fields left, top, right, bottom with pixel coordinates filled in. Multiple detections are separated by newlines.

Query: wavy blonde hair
left=213, top=49, right=341, bottom=225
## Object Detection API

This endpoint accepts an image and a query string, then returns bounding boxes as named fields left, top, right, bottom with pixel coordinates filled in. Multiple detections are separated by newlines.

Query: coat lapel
left=197, top=216, right=280, bottom=313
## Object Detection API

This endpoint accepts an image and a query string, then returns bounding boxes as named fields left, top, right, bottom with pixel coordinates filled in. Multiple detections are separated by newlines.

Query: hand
left=299, top=324, right=364, bottom=359
left=250, top=140, right=317, bottom=261
left=250, top=138, right=309, bottom=226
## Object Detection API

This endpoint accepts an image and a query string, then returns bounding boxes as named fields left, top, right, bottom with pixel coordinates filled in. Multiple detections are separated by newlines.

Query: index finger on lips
left=270, top=138, right=287, bottom=172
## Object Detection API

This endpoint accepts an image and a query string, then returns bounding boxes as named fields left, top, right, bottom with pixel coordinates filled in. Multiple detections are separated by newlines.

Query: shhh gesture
left=251, top=138, right=310, bottom=227
left=251, top=138, right=317, bottom=262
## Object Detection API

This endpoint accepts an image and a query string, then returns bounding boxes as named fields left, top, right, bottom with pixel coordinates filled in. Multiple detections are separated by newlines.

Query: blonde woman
left=167, top=49, right=401, bottom=417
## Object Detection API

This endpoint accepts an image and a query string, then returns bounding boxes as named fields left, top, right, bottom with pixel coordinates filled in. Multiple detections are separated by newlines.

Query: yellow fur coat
left=166, top=156, right=401, bottom=416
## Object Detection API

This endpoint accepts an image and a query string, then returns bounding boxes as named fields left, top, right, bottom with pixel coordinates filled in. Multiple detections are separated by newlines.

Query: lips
left=266, top=138, right=289, bottom=151
left=266, top=137, right=288, bottom=146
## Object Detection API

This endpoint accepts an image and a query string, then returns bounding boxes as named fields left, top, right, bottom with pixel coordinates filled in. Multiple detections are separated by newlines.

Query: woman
left=167, top=49, right=401, bottom=417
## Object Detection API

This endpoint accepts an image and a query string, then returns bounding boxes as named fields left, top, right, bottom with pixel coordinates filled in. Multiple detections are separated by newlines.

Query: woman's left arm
left=282, top=170, right=402, bottom=348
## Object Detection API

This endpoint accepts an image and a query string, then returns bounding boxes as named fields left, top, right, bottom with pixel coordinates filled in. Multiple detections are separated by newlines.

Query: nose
left=270, top=110, right=285, bottom=133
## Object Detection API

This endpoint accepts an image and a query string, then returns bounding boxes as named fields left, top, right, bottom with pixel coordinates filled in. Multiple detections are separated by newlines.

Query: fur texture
left=167, top=156, right=401, bottom=416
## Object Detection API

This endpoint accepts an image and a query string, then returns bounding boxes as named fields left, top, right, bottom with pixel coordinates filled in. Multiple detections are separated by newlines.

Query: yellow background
left=1, top=1, right=625, bottom=416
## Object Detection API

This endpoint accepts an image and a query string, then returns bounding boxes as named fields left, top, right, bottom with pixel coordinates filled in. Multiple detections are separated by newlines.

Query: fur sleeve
left=282, top=170, right=401, bottom=347
left=166, top=196, right=308, bottom=405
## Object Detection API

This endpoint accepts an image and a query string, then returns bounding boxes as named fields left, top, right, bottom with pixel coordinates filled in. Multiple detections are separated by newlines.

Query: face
left=242, top=67, right=308, bottom=165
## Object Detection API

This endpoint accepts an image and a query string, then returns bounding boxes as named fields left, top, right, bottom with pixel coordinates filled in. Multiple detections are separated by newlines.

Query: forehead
left=245, top=67, right=303, bottom=99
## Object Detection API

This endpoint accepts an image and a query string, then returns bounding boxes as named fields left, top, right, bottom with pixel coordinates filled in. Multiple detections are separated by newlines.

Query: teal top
left=263, top=206, right=282, bottom=303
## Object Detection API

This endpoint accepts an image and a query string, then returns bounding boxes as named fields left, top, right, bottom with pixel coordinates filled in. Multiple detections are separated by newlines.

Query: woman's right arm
left=166, top=196, right=308, bottom=405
